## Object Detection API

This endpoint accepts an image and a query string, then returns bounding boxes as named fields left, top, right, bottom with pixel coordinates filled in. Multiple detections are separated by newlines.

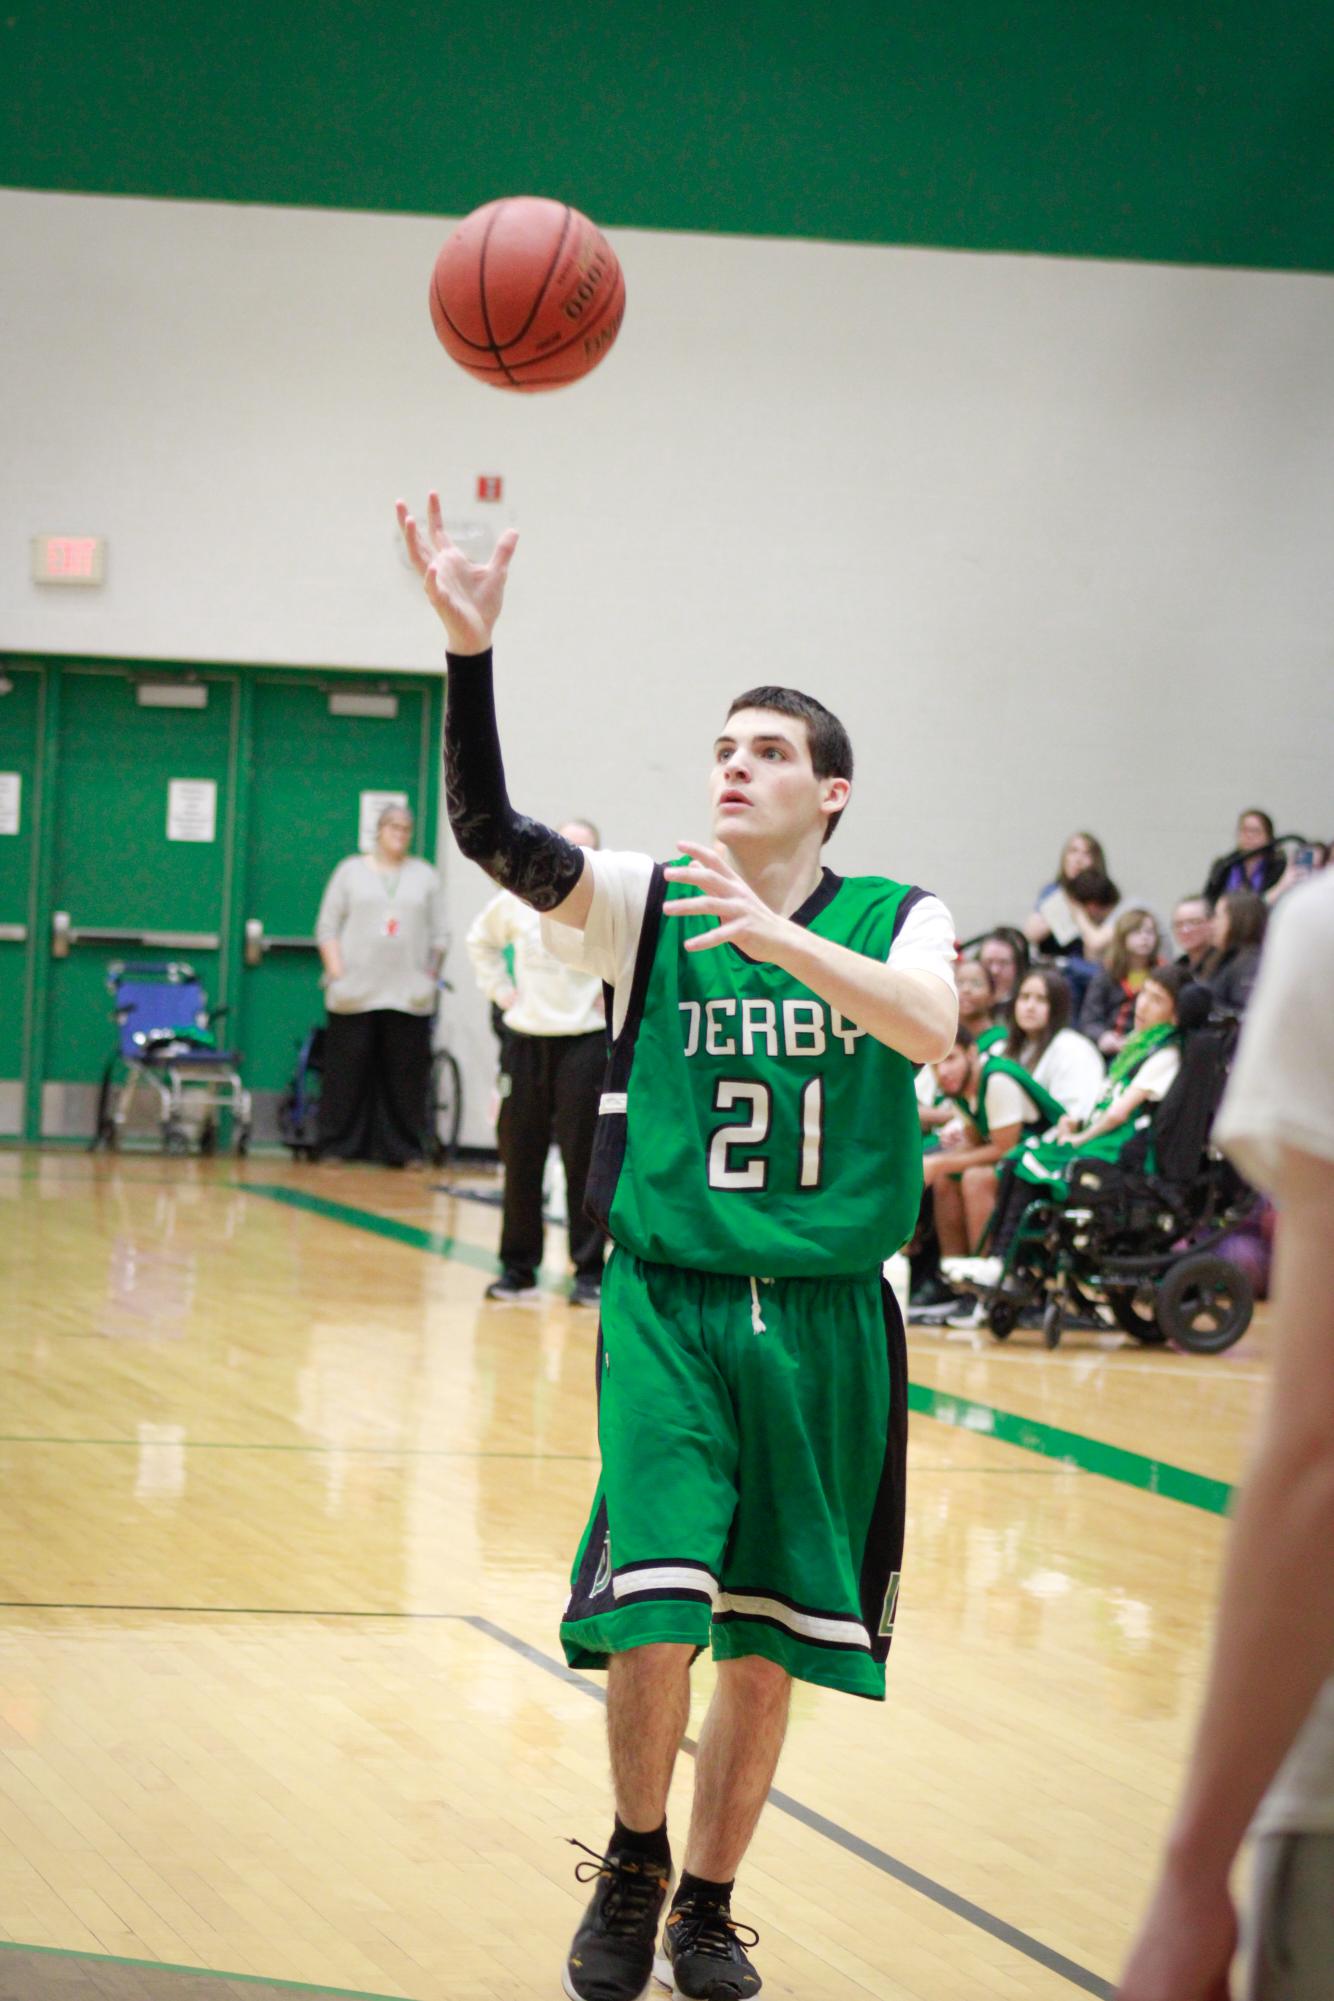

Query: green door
left=0, top=663, right=44, bottom=1135
left=238, top=676, right=441, bottom=1135
left=41, top=666, right=238, bottom=1138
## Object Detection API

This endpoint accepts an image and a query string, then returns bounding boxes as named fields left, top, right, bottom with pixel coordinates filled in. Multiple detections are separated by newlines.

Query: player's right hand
left=396, top=491, right=518, bottom=656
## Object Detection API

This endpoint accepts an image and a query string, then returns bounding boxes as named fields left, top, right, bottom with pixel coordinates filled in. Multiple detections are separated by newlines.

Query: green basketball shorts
left=560, top=1247, right=909, bottom=1700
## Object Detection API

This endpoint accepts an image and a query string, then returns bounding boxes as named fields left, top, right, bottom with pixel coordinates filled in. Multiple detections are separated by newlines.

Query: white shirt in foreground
left=1214, top=871, right=1334, bottom=1838
left=542, top=848, right=957, bottom=1040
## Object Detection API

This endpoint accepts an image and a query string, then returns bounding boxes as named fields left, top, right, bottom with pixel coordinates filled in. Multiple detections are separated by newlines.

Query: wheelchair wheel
left=987, top=1299, right=1017, bottom=1341
left=1155, top=1254, right=1254, bottom=1355
left=1102, top=1284, right=1168, bottom=1346
left=426, top=1048, right=463, bottom=1167
left=1041, top=1298, right=1063, bottom=1350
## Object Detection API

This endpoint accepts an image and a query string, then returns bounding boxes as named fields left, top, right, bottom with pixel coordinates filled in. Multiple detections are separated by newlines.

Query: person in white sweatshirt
left=466, top=818, right=608, bottom=1305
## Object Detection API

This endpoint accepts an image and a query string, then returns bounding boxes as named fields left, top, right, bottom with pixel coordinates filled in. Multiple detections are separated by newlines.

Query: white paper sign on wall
left=167, top=778, right=217, bottom=843
left=359, top=790, right=410, bottom=853
left=0, top=774, right=19, bottom=836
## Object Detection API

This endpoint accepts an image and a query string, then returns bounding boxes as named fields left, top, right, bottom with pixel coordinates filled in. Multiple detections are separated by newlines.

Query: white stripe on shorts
left=613, top=1566, right=719, bottom=1602
left=716, top=1592, right=871, bottom=1650
left=599, top=1092, right=628, bottom=1115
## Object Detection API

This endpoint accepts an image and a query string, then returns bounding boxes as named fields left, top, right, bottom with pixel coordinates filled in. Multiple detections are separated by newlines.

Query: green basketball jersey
left=586, top=864, right=928, bottom=1277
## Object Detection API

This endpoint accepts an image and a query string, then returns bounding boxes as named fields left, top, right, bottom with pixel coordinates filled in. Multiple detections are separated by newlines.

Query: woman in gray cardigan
left=314, top=803, right=447, bottom=1164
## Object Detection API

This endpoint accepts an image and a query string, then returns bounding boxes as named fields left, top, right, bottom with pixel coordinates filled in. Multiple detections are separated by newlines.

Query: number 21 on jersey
left=707, top=1077, right=824, bottom=1192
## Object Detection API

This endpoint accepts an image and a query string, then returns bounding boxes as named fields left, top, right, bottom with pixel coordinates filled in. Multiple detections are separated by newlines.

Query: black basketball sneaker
left=655, top=1891, right=762, bottom=1999
left=563, top=1838, right=674, bottom=2001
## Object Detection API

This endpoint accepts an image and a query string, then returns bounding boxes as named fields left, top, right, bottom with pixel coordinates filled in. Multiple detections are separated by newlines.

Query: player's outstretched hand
left=663, top=844, right=789, bottom=960
left=396, top=491, right=518, bottom=656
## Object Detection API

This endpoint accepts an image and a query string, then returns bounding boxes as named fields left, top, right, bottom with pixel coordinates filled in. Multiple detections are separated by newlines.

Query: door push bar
left=0, top=922, right=27, bottom=943
left=50, top=911, right=220, bottom=959
left=243, top=918, right=318, bottom=967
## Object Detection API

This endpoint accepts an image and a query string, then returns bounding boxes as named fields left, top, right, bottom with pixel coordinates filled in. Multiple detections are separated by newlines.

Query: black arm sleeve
left=443, top=649, right=587, bottom=912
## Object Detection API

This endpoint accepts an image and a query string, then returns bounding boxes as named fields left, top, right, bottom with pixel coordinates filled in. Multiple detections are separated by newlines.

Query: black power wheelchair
left=976, top=989, right=1258, bottom=1354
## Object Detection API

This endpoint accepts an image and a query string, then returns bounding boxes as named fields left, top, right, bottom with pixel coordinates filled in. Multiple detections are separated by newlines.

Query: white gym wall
left=3, top=189, right=1332, bottom=1143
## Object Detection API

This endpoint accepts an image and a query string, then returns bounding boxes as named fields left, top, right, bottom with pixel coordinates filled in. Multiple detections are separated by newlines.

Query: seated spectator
left=978, top=928, right=1029, bottom=1022
left=1203, top=807, right=1286, bottom=904
left=957, top=957, right=1006, bottom=1055
left=1033, top=864, right=1123, bottom=1014
left=951, top=966, right=1191, bottom=1286
left=1266, top=837, right=1329, bottom=905
left=1007, top=969, right=1106, bottom=1126
left=1078, top=907, right=1163, bottom=1058
left=1023, top=832, right=1110, bottom=954
left=917, top=1023, right=1069, bottom=1325
left=1170, top=894, right=1213, bottom=973
left=1199, top=888, right=1268, bottom=1014
left=916, top=957, right=1004, bottom=1145
left=1063, top=867, right=1122, bottom=963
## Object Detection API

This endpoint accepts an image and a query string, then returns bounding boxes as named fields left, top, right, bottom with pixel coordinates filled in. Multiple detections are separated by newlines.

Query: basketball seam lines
left=506, top=201, right=574, bottom=349
left=477, top=202, right=523, bottom=389
left=433, top=206, right=622, bottom=386
left=451, top=267, right=625, bottom=383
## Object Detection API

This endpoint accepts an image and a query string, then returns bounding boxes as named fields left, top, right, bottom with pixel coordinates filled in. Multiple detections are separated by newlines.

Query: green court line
left=241, top=1183, right=1236, bottom=1516
left=908, top=1382, right=1234, bottom=1516
left=241, top=1181, right=565, bottom=1292
left=0, top=1937, right=406, bottom=1999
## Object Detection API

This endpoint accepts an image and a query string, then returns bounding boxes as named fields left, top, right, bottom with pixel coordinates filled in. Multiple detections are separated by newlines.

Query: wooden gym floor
left=0, top=1152, right=1270, bottom=1999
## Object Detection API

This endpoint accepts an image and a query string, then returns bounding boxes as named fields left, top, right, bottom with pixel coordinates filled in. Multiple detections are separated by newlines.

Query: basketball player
left=397, top=493, right=957, bottom=2001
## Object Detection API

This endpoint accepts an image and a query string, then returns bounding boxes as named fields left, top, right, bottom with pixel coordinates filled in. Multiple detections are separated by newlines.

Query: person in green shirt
left=950, top=965, right=1188, bottom=1291
left=397, top=491, right=958, bottom=2001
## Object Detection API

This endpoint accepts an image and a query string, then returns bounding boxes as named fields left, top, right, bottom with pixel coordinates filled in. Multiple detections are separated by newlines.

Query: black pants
left=497, top=1029, right=606, bottom=1285
left=989, top=1161, right=1036, bottom=1258
left=316, top=1009, right=433, bottom=1166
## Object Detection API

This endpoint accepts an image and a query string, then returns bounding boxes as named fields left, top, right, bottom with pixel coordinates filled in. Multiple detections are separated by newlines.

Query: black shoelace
left=671, top=1899, right=760, bottom=1959
left=568, top=1838, right=668, bottom=1938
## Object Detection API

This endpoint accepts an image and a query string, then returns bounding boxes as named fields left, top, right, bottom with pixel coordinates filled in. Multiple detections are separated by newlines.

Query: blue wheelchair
left=92, top=961, right=252, bottom=1155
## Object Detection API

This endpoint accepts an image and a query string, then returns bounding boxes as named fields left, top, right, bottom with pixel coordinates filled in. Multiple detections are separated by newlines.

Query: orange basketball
left=429, top=197, right=626, bottom=393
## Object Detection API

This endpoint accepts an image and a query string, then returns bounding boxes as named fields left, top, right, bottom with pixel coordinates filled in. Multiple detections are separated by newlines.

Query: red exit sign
left=32, top=535, right=106, bottom=585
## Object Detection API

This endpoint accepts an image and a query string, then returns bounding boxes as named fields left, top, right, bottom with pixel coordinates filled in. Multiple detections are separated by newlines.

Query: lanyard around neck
left=370, top=856, right=403, bottom=898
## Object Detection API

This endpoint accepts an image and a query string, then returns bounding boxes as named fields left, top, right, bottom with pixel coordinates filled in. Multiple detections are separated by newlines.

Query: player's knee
left=718, top=1653, right=791, bottom=1709
left=608, top=1641, right=694, bottom=1688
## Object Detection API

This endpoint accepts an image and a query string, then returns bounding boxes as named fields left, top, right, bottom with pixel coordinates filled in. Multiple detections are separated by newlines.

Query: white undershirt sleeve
left=887, top=895, right=958, bottom=991
left=540, top=850, right=655, bottom=1035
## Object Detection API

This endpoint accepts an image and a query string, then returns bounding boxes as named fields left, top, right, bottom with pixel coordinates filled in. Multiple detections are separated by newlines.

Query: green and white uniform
left=1009, top=1026, right=1182, bottom=1188
left=545, top=852, right=956, bottom=1699
left=969, top=1053, right=1066, bottom=1142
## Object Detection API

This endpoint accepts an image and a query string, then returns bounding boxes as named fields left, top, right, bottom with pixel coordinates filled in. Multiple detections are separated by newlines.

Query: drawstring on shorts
left=749, top=1275, right=769, bottom=1335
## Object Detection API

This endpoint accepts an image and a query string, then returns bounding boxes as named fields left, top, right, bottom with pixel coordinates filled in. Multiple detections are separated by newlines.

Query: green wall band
left=4, top=2, right=1332, bottom=272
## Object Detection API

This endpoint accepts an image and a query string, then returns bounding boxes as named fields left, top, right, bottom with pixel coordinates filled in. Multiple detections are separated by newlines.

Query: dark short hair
left=1068, top=867, right=1120, bottom=909
left=951, top=1021, right=976, bottom=1051
left=1143, top=962, right=1188, bottom=1007
left=726, top=686, right=853, bottom=844
left=1238, top=807, right=1275, bottom=841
